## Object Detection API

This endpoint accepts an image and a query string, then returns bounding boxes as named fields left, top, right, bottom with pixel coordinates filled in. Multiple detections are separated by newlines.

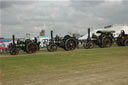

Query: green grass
left=0, top=47, right=128, bottom=81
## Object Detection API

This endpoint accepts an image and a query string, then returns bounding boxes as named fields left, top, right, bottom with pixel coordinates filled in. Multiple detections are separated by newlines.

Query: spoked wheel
left=10, top=48, right=19, bottom=55
left=64, top=38, right=77, bottom=51
left=26, top=42, right=38, bottom=54
left=124, top=39, right=128, bottom=46
left=84, top=41, right=94, bottom=49
left=47, top=43, right=57, bottom=52
left=102, top=38, right=112, bottom=48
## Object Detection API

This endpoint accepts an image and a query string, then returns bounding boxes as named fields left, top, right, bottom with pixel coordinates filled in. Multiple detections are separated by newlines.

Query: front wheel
left=47, top=43, right=58, bottom=52
left=10, top=48, right=19, bottom=55
left=84, top=41, right=94, bottom=49
left=124, top=39, right=128, bottom=46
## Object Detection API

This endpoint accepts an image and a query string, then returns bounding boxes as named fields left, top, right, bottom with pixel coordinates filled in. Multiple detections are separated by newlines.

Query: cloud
left=70, top=0, right=128, bottom=25
left=104, top=0, right=123, bottom=2
left=0, top=0, right=128, bottom=38
left=1, top=1, right=73, bottom=37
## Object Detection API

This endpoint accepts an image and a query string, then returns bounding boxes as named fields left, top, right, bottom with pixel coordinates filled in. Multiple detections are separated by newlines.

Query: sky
left=0, top=0, right=128, bottom=38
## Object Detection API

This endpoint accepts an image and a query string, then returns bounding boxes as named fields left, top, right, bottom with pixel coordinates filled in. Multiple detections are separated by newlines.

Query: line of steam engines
left=7, top=29, right=128, bottom=55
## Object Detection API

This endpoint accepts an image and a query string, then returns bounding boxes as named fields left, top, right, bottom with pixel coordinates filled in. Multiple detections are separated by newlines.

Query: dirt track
left=32, top=60, right=128, bottom=85
left=2, top=57, right=128, bottom=85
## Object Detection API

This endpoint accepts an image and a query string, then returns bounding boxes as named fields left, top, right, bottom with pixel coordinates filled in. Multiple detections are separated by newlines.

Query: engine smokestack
left=12, top=35, right=15, bottom=44
left=51, top=30, right=53, bottom=41
left=88, top=28, right=91, bottom=40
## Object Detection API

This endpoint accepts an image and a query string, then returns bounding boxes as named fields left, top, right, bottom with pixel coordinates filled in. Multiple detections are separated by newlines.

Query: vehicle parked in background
left=0, top=42, right=8, bottom=53
left=116, top=30, right=128, bottom=46
left=84, top=28, right=115, bottom=49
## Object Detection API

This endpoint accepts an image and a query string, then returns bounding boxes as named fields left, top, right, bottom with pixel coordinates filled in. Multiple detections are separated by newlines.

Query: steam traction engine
left=116, top=30, right=128, bottom=46
left=47, top=30, right=78, bottom=52
left=84, top=28, right=115, bottom=49
left=8, top=35, right=40, bottom=55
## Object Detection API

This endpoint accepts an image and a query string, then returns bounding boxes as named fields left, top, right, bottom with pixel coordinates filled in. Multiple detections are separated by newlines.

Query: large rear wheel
left=64, top=38, right=77, bottom=51
left=102, top=38, right=112, bottom=48
left=26, top=42, right=37, bottom=54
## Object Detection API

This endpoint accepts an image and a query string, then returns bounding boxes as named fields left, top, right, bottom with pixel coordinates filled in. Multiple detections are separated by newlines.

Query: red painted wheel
left=26, top=42, right=37, bottom=54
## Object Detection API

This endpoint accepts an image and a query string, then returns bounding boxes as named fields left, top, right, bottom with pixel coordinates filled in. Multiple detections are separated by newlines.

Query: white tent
left=79, top=28, right=102, bottom=40
left=103, top=24, right=128, bottom=37
left=79, top=24, right=128, bottom=40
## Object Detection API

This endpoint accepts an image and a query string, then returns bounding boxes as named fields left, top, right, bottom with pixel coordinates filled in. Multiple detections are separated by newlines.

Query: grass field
left=0, top=47, right=128, bottom=85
